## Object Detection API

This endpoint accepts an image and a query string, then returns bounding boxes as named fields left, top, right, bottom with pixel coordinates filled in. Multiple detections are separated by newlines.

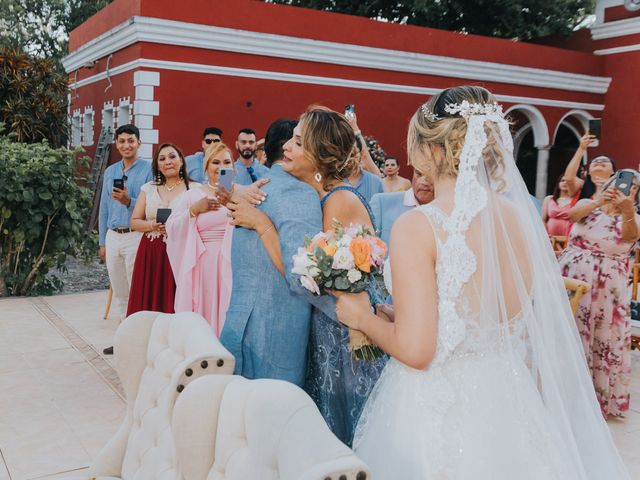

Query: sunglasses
left=204, top=138, right=221, bottom=145
left=590, top=158, right=611, bottom=165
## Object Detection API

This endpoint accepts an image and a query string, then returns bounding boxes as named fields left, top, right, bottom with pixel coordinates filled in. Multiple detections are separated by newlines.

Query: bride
left=333, top=86, right=630, bottom=479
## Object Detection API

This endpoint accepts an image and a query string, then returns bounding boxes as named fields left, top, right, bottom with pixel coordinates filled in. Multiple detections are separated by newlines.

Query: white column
left=535, top=146, right=551, bottom=200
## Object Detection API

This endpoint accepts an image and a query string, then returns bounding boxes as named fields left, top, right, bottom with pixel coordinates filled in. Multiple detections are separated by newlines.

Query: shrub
left=0, top=130, right=92, bottom=296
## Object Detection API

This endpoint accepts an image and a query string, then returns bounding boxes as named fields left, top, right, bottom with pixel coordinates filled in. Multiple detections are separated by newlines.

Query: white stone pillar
left=535, top=146, right=551, bottom=200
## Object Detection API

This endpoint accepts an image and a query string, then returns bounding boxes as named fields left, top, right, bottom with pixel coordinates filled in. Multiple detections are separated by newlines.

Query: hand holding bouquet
left=292, top=220, right=387, bottom=360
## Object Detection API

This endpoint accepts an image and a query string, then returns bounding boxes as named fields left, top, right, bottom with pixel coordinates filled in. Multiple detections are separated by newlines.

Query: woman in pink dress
left=542, top=175, right=577, bottom=237
left=558, top=171, right=640, bottom=417
left=166, top=142, right=234, bottom=335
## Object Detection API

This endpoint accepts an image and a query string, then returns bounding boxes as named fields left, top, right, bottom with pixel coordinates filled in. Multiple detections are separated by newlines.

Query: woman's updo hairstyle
left=408, top=85, right=505, bottom=189
left=300, top=106, right=359, bottom=190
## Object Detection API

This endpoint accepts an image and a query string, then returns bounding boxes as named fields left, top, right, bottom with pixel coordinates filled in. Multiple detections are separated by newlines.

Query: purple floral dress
left=558, top=208, right=632, bottom=417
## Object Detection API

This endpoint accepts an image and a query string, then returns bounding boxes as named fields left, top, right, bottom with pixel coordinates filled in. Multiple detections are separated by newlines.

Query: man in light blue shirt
left=98, top=124, right=152, bottom=354
left=234, top=127, right=269, bottom=185
left=369, top=168, right=434, bottom=248
left=185, top=127, right=223, bottom=183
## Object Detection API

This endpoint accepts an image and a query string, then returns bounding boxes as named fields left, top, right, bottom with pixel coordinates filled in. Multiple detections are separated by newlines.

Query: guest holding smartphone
left=166, top=142, right=235, bottom=334
left=98, top=124, right=152, bottom=355
left=127, top=143, right=197, bottom=316
left=558, top=170, right=640, bottom=418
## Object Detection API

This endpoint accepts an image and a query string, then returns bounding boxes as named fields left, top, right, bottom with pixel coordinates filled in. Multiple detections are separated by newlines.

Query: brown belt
left=112, top=227, right=133, bottom=234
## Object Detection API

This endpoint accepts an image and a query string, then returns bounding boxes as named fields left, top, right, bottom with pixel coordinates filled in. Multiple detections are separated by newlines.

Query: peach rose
left=350, top=238, right=372, bottom=273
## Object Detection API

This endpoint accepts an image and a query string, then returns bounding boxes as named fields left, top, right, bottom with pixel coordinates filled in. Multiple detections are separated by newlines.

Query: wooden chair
left=103, top=285, right=113, bottom=320
left=630, top=247, right=640, bottom=350
left=563, top=277, right=590, bottom=317
left=551, top=236, right=568, bottom=256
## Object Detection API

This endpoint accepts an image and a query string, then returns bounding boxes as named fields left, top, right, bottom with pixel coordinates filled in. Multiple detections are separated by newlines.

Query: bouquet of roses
left=292, top=220, right=387, bottom=360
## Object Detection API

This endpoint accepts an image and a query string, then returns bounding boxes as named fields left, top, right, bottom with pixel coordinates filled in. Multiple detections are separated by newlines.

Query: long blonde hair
left=203, top=142, right=233, bottom=180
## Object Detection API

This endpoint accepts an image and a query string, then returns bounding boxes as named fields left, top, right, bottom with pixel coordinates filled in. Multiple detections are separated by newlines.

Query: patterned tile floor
left=0, top=290, right=638, bottom=479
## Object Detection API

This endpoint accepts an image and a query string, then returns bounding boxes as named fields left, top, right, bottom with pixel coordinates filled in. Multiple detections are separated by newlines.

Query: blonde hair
left=203, top=142, right=233, bottom=177
left=408, top=85, right=506, bottom=190
left=300, top=106, right=359, bottom=190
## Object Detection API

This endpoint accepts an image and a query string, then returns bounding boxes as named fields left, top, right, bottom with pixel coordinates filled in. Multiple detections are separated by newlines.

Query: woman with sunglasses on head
left=127, top=143, right=197, bottom=316
left=558, top=171, right=640, bottom=418
left=563, top=132, right=616, bottom=200
left=165, top=142, right=234, bottom=335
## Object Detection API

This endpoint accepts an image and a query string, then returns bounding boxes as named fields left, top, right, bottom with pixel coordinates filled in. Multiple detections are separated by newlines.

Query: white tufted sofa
left=172, top=375, right=371, bottom=480
left=88, top=311, right=235, bottom=479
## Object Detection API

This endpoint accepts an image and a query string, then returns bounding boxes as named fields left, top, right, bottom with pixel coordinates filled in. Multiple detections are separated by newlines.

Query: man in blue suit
left=370, top=168, right=434, bottom=248
left=220, top=119, right=324, bottom=386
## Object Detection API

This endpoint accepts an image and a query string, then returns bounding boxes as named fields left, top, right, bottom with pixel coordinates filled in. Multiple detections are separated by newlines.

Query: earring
left=179, top=166, right=184, bottom=179
left=314, top=172, right=322, bottom=183
left=156, top=172, right=162, bottom=183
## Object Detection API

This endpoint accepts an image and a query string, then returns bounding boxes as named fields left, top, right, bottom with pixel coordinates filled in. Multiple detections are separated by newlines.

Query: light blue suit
left=234, top=159, right=269, bottom=186
left=220, top=164, right=328, bottom=386
left=185, top=152, right=205, bottom=184
left=369, top=191, right=416, bottom=248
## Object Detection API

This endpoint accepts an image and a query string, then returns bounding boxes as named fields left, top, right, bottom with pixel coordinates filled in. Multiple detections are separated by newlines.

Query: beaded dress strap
left=320, top=185, right=376, bottom=227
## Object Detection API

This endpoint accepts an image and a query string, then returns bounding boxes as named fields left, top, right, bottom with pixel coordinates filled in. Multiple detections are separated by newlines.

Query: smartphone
left=156, top=208, right=172, bottom=224
left=614, top=170, right=635, bottom=196
left=344, top=104, right=356, bottom=118
left=218, top=168, right=235, bottom=191
left=588, top=119, right=601, bottom=139
left=113, top=178, right=125, bottom=190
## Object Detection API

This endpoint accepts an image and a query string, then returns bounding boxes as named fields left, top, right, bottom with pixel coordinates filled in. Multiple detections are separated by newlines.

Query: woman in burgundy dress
left=127, top=143, right=197, bottom=316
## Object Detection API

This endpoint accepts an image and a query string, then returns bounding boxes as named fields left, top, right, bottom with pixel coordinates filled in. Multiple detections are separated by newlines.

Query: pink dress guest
left=545, top=196, right=574, bottom=236
left=166, top=187, right=233, bottom=335
left=558, top=208, right=633, bottom=417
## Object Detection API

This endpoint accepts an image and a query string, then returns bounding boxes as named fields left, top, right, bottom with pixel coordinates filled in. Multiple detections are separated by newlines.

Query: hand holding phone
left=614, top=170, right=635, bottom=197
left=218, top=168, right=235, bottom=192
left=113, top=178, right=125, bottom=190
left=344, top=104, right=356, bottom=119
left=588, top=119, right=601, bottom=147
left=156, top=208, right=172, bottom=224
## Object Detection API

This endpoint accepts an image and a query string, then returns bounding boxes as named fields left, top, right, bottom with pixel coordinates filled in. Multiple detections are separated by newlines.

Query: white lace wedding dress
left=353, top=110, right=629, bottom=479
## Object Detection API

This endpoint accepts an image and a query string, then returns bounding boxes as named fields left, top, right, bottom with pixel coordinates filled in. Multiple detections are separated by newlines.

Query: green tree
left=0, top=128, right=92, bottom=296
left=0, top=47, right=68, bottom=146
left=266, top=0, right=595, bottom=40
left=0, top=0, right=113, bottom=60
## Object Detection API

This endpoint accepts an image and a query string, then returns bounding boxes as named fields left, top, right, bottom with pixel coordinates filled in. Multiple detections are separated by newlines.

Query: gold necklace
left=164, top=179, right=183, bottom=192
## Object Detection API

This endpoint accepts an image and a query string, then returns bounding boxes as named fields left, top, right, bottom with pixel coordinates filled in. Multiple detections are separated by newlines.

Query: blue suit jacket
left=369, top=191, right=415, bottom=249
left=185, top=152, right=205, bottom=184
left=220, top=164, right=327, bottom=386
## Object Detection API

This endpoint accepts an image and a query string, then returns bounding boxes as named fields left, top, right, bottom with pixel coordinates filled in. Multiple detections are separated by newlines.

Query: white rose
left=337, top=234, right=353, bottom=249
left=292, top=249, right=320, bottom=277
left=347, top=269, right=362, bottom=283
left=300, top=275, right=320, bottom=295
left=332, top=247, right=355, bottom=270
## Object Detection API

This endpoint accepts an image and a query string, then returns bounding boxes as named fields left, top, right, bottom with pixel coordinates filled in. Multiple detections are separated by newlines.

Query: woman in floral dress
left=558, top=171, right=640, bottom=417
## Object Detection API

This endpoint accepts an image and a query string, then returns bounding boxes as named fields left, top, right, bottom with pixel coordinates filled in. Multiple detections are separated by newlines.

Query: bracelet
left=622, top=216, right=636, bottom=224
left=259, top=224, right=274, bottom=238
left=189, top=207, right=197, bottom=218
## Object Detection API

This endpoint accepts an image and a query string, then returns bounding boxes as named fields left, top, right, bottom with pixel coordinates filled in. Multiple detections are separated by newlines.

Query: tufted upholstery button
left=217, top=359, right=224, bottom=367
left=177, top=384, right=184, bottom=393
left=201, top=360, right=208, bottom=369
left=185, top=368, right=193, bottom=377
left=356, top=472, right=367, bottom=480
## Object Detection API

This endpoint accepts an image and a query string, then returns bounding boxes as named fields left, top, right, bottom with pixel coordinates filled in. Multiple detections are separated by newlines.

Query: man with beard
left=234, top=128, right=269, bottom=185
left=369, top=167, right=434, bottom=248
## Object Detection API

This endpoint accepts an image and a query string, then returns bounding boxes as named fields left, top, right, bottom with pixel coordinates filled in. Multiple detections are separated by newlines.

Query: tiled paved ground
left=0, top=290, right=638, bottom=479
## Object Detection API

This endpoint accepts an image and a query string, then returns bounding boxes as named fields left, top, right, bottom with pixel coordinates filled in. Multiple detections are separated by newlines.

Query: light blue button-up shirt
left=346, top=169, right=384, bottom=203
left=98, top=158, right=153, bottom=246
left=234, top=158, right=269, bottom=186
left=185, top=151, right=205, bottom=184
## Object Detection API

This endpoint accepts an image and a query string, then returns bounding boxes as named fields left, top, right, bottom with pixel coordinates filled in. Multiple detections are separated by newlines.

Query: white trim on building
left=62, top=16, right=612, bottom=95
left=592, top=15, right=640, bottom=39
left=68, top=58, right=606, bottom=112
left=71, top=109, right=82, bottom=147
left=82, top=106, right=95, bottom=146
left=133, top=70, right=160, bottom=160
left=101, top=100, right=115, bottom=133
left=117, top=97, right=133, bottom=127
left=594, top=43, right=640, bottom=54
